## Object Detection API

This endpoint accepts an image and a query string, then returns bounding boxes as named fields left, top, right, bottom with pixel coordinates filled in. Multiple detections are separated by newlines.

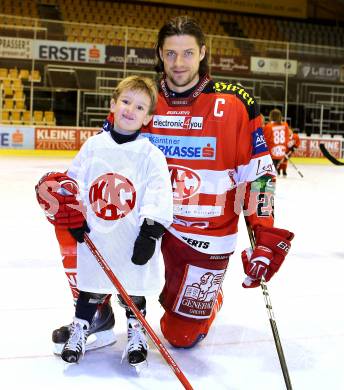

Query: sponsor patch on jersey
left=252, top=127, right=268, bottom=155
left=255, top=157, right=274, bottom=176
left=181, top=236, right=210, bottom=249
left=210, top=255, right=230, bottom=260
left=251, top=175, right=275, bottom=193
left=142, top=133, right=216, bottom=160
left=173, top=204, right=222, bottom=218
left=152, top=115, right=203, bottom=130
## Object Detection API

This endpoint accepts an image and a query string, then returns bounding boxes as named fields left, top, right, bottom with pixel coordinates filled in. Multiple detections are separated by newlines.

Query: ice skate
left=122, top=318, right=148, bottom=373
left=53, top=302, right=116, bottom=355
left=61, top=318, right=89, bottom=363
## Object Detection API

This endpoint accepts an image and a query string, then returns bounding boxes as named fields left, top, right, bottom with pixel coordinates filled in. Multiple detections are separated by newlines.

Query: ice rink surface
left=0, top=155, right=343, bottom=390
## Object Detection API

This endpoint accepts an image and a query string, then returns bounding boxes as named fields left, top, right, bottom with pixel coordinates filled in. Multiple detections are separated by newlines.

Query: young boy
left=278, top=128, right=301, bottom=176
left=263, top=108, right=290, bottom=175
left=57, top=76, right=173, bottom=366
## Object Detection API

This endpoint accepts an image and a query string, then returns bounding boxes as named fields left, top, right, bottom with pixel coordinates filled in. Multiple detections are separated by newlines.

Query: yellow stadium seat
left=22, top=111, right=32, bottom=124
left=11, top=111, right=22, bottom=125
left=0, top=111, right=11, bottom=124
left=18, top=69, right=30, bottom=80
left=16, top=100, right=25, bottom=110
left=0, top=68, right=8, bottom=79
left=44, top=111, right=56, bottom=125
left=2, top=79, right=12, bottom=89
left=4, top=99, right=14, bottom=110
left=12, top=79, right=23, bottom=90
left=3, top=86, right=13, bottom=97
left=13, top=90, right=25, bottom=101
left=29, top=70, right=41, bottom=83
left=8, top=68, right=18, bottom=79
left=34, top=110, right=44, bottom=124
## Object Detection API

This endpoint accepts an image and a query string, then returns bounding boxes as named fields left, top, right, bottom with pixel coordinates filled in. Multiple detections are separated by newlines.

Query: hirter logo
left=169, top=165, right=201, bottom=200
left=89, top=173, right=136, bottom=220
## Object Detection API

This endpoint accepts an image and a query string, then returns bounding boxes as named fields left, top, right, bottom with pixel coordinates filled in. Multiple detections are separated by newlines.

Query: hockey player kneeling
left=35, top=76, right=173, bottom=367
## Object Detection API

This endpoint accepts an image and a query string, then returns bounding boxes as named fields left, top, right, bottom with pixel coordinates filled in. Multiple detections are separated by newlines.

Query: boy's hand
left=131, top=219, right=165, bottom=265
left=131, top=235, right=156, bottom=265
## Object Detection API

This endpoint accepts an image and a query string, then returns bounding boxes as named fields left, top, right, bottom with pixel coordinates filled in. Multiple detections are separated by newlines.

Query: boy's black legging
left=75, top=291, right=146, bottom=324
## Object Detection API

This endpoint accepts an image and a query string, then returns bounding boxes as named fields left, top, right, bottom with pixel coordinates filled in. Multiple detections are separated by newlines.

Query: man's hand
left=242, top=226, right=294, bottom=288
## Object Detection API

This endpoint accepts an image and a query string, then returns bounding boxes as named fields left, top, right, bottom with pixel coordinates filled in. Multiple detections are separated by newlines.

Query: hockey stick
left=276, top=153, right=304, bottom=178
left=319, top=143, right=344, bottom=166
left=284, top=155, right=304, bottom=178
left=245, top=220, right=293, bottom=390
left=83, top=233, right=193, bottom=390
left=275, top=152, right=292, bottom=170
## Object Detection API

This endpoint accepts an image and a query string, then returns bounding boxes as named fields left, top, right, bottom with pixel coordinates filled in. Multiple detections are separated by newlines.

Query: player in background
left=37, top=16, right=294, bottom=352
left=36, top=76, right=173, bottom=367
left=278, top=128, right=301, bottom=176
left=263, top=108, right=290, bottom=175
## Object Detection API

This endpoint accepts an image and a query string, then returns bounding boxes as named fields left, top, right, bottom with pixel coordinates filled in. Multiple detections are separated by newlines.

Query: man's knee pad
left=161, top=291, right=223, bottom=349
left=160, top=311, right=212, bottom=348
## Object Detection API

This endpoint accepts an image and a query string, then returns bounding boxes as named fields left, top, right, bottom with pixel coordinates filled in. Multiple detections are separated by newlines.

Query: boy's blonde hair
left=112, top=75, right=158, bottom=115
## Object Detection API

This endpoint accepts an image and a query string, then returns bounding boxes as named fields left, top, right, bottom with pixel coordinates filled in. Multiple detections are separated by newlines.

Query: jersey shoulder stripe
left=211, top=81, right=259, bottom=120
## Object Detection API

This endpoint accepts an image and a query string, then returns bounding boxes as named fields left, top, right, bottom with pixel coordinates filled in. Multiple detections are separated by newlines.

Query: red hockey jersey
left=287, top=131, right=301, bottom=151
left=263, top=121, right=290, bottom=160
left=141, top=78, right=275, bottom=254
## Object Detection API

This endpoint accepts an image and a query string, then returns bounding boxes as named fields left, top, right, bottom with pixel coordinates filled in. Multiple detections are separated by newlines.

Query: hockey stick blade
left=319, top=143, right=344, bottom=166
left=83, top=233, right=193, bottom=390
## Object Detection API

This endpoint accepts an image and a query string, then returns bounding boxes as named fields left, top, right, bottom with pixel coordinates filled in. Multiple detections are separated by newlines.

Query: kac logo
left=169, top=165, right=201, bottom=200
left=89, top=173, right=136, bottom=220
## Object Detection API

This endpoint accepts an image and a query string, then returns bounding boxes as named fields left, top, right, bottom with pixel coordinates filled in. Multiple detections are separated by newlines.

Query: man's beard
left=167, top=68, right=199, bottom=89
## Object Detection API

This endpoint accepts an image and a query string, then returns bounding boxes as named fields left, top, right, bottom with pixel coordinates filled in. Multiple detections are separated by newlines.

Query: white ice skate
left=61, top=317, right=89, bottom=363
left=53, top=302, right=116, bottom=355
left=122, top=318, right=148, bottom=374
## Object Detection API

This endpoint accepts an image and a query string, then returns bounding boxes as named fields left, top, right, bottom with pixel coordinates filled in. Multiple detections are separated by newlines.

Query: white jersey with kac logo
left=67, top=131, right=173, bottom=295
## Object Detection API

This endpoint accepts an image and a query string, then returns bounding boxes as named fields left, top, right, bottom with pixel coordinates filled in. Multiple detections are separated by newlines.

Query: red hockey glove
left=241, top=226, right=294, bottom=288
left=35, top=172, right=87, bottom=230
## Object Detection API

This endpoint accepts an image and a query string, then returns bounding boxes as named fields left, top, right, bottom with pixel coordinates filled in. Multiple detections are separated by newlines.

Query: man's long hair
left=155, top=16, right=209, bottom=76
